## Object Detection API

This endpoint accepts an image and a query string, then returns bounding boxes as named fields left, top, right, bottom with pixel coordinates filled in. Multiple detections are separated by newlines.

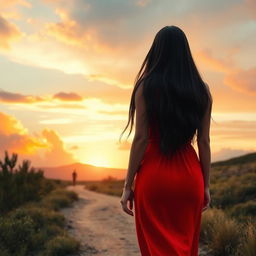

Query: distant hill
left=36, top=162, right=126, bottom=181
left=37, top=151, right=256, bottom=181
left=209, top=151, right=256, bottom=222
left=211, top=152, right=256, bottom=167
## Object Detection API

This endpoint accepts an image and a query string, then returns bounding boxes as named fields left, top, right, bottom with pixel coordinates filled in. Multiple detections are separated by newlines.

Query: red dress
left=134, top=126, right=204, bottom=256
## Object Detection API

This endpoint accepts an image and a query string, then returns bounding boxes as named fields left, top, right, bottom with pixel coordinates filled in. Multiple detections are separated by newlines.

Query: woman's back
left=134, top=116, right=205, bottom=255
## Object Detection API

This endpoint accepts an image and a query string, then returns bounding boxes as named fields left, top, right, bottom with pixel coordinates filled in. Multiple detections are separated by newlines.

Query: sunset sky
left=0, top=0, right=255, bottom=171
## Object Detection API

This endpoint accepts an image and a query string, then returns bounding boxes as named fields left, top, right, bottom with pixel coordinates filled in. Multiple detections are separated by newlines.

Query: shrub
left=200, top=208, right=241, bottom=256
left=45, top=235, right=80, bottom=256
left=236, top=220, right=256, bottom=256
left=0, top=151, right=80, bottom=255
left=209, top=216, right=240, bottom=256
left=0, top=215, right=36, bottom=255
left=228, top=200, right=256, bottom=221
left=9, top=206, right=66, bottom=229
left=0, top=151, right=55, bottom=213
left=0, top=197, right=79, bottom=255
left=41, top=189, right=78, bottom=210
left=200, top=208, right=226, bottom=243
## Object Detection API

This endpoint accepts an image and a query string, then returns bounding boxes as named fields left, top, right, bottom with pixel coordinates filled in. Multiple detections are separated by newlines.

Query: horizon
left=0, top=0, right=255, bottom=179
left=35, top=150, right=256, bottom=168
left=30, top=150, right=256, bottom=181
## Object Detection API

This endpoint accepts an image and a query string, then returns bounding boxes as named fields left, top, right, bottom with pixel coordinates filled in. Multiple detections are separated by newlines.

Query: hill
left=209, top=151, right=256, bottom=222
left=37, top=151, right=256, bottom=181
left=36, top=162, right=126, bottom=181
left=211, top=152, right=256, bottom=167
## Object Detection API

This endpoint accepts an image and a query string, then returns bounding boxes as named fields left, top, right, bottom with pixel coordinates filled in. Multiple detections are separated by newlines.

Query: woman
left=119, top=25, right=212, bottom=256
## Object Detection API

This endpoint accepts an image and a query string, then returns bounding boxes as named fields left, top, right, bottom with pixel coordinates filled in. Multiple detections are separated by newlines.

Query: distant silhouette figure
left=72, top=170, right=77, bottom=186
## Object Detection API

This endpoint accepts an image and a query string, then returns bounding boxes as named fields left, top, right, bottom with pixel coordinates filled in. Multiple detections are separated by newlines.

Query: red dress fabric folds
left=134, top=127, right=204, bottom=256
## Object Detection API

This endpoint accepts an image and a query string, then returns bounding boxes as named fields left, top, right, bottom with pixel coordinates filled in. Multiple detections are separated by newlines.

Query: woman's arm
left=123, top=83, right=149, bottom=190
left=197, top=89, right=212, bottom=189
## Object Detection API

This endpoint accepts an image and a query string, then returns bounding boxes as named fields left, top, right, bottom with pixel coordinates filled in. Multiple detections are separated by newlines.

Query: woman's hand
left=202, top=187, right=211, bottom=211
left=120, top=188, right=134, bottom=216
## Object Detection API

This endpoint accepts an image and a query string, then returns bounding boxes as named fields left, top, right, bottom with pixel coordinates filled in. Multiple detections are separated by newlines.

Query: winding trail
left=61, top=185, right=141, bottom=256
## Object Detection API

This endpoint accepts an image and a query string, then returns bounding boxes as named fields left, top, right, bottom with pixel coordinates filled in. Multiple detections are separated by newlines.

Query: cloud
left=0, top=89, right=44, bottom=103
left=41, top=128, right=76, bottom=165
left=0, top=15, right=21, bottom=48
left=0, top=0, right=252, bottom=91
left=0, top=0, right=31, bottom=9
left=211, top=120, right=256, bottom=140
left=31, top=0, right=161, bottom=87
left=198, top=49, right=256, bottom=95
left=0, top=111, right=77, bottom=166
left=0, top=85, right=131, bottom=110
left=0, top=112, right=28, bottom=136
left=0, top=89, right=85, bottom=105
left=197, top=49, right=234, bottom=73
left=45, top=8, right=93, bottom=48
left=53, top=92, right=83, bottom=101
left=224, top=68, right=256, bottom=95
left=0, top=112, right=46, bottom=154
left=1, top=0, right=255, bottom=92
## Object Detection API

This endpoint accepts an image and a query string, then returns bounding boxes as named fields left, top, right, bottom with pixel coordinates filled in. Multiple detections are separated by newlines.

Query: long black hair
left=119, top=25, right=212, bottom=159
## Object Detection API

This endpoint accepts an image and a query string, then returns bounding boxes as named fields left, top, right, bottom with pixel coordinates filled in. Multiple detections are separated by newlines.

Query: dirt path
left=61, top=185, right=141, bottom=256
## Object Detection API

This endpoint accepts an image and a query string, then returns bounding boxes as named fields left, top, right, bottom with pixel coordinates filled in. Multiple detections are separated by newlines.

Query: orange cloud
left=198, top=49, right=256, bottom=96
left=0, top=111, right=77, bottom=166
left=40, top=128, right=76, bottom=165
left=40, top=6, right=141, bottom=87
left=45, top=15, right=83, bottom=47
left=53, top=92, right=83, bottom=101
left=0, top=0, right=31, bottom=9
left=211, top=120, right=256, bottom=139
left=0, top=15, right=21, bottom=48
left=0, top=86, right=131, bottom=106
left=0, top=89, right=44, bottom=103
left=197, top=49, right=233, bottom=73
left=0, top=112, right=46, bottom=154
left=0, top=112, right=28, bottom=136
left=224, top=68, right=256, bottom=96
left=45, top=8, right=110, bottom=53
left=0, top=89, right=85, bottom=105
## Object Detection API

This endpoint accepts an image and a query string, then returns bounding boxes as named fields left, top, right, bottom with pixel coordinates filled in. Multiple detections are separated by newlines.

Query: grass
left=201, top=208, right=256, bottom=256
left=0, top=189, right=80, bottom=256
left=84, top=175, right=126, bottom=196
left=0, top=151, right=80, bottom=256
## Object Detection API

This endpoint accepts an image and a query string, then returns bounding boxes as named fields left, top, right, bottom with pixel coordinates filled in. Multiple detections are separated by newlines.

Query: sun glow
left=81, top=156, right=111, bottom=168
